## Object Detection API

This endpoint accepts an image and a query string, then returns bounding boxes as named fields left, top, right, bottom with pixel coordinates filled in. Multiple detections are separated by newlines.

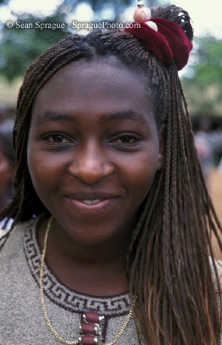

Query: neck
left=38, top=217, right=130, bottom=296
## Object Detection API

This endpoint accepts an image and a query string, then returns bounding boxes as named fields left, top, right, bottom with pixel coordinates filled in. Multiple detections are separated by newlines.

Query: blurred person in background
left=0, top=120, right=15, bottom=231
left=193, top=118, right=214, bottom=189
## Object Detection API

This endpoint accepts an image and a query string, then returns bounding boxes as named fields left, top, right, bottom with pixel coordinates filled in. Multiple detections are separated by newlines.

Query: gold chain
left=39, top=216, right=133, bottom=345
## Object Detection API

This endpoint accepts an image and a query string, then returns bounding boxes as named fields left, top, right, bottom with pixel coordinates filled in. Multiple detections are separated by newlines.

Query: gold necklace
left=39, top=216, right=134, bottom=345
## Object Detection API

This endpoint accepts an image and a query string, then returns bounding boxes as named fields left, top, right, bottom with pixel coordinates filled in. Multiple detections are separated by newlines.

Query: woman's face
left=27, top=61, right=164, bottom=246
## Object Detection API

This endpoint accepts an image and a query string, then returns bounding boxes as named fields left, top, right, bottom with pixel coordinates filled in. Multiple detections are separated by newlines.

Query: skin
left=27, top=61, right=164, bottom=295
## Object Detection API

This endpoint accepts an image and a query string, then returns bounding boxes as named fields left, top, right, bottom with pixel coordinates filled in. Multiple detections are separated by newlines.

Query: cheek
left=130, top=165, right=156, bottom=193
left=27, top=150, right=63, bottom=197
left=122, top=150, right=161, bottom=199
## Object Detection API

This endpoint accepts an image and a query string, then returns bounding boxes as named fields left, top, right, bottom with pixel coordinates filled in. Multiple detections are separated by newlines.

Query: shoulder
left=0, top=217, right=39, bottom=256
left=209, top=257, right=222, bottom=293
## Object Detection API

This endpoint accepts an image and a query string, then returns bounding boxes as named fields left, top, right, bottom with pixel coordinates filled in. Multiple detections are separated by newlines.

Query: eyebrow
left=36, top=110, right=149, bottom=124
left=37, top=111, right=76, bottom=122
left=99, top=111, right=149, bottom=124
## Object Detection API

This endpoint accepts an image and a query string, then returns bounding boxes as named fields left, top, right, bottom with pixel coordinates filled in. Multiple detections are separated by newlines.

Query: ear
left=157, top=125, right=166, bottom=170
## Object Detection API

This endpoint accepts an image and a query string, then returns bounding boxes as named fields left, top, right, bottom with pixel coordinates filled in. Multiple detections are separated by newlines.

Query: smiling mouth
left=79, top=199, right=104, bottom=205
left=65, top=195, right=120, bottom=216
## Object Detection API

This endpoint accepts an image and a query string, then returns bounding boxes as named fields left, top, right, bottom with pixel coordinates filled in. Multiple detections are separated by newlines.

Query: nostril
left=68, top=156, right=114, bottom=185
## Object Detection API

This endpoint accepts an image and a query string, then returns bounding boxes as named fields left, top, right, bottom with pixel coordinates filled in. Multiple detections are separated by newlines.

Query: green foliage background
left=182, top=36, right=222, bottom=118
left=0, top=0, right=222, bottom=119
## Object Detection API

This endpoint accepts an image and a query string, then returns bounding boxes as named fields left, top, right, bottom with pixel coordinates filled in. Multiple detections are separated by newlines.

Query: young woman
left=0, top=3, right=221, bottom=345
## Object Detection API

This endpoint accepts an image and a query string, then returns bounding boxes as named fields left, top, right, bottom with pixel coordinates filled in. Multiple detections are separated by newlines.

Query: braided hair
left=1, top=5, right=222, bottom=345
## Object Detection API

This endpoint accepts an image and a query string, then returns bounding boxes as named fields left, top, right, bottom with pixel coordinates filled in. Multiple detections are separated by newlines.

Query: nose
left=68, top=142, right=114, bottom=185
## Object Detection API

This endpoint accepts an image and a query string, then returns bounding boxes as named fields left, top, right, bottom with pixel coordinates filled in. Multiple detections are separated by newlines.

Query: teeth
left=82, top=199, right=101, bottom=205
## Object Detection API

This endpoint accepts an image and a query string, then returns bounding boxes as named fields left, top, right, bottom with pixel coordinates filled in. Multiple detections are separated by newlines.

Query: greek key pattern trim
left=23, top=218, right=130, bottom=316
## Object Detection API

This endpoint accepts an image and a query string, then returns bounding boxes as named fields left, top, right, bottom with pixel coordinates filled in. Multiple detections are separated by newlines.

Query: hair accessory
left=133, top=0, right=151, bottom=22
left=176, top=10, right=193, bottom=40
left=125, top=1, right=193, bottom=70
left=133, top=1, right=157, bottom=32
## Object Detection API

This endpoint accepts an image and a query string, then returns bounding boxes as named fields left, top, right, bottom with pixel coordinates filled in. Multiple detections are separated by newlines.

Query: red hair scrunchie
left=124, top=18, right=193, bottom=70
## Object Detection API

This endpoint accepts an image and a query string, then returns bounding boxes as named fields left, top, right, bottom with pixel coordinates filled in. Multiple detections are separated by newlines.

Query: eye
left=46, top=134, right=72, bottom=143
left=112, top=134, right=139, bottom=145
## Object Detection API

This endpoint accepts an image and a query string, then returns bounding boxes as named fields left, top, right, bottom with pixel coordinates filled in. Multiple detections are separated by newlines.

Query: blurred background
left=0, top=0, right=222, bottom=254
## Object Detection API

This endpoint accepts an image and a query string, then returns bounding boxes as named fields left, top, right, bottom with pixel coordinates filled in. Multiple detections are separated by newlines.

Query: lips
left=64, top=192, right=121, bottom=217
left=64, top=192, right=120, bottom=202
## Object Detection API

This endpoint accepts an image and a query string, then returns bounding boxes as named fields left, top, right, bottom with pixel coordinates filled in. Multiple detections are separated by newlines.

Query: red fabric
left=124, top=18, right=193, bottom=70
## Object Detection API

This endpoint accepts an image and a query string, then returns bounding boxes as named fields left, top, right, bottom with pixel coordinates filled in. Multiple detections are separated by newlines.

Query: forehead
left=32, top=60, right=153, bottom=121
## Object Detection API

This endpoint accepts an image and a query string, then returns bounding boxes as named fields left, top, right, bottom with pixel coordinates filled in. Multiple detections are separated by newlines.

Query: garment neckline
left=23, top=215, right=131, bottom=316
